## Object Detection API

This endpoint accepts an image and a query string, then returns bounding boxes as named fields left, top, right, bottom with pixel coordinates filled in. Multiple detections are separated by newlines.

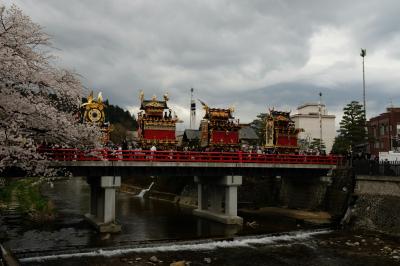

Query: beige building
left=291, top=103, right=336, bottom=153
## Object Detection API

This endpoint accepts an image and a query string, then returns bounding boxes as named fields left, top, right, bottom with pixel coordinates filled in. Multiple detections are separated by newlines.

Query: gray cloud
left=3, top=0, right=400, bottom=129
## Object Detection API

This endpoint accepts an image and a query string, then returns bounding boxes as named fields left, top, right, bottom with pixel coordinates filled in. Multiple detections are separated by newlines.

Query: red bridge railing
left=40, top=149, right=343, bottom=166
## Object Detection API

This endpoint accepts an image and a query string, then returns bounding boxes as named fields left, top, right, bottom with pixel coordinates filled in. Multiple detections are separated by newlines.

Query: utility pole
left=318, top=92, right=323, bottom=153
left=360, top=48, right=367, bottom=119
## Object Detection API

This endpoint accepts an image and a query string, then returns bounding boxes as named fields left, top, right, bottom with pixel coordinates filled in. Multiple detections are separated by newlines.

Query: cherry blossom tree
left=0, top=5, right=101, bottom=176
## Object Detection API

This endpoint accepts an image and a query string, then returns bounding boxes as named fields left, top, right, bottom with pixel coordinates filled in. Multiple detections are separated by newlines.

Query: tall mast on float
left=190, top=88, right=196, bottom=129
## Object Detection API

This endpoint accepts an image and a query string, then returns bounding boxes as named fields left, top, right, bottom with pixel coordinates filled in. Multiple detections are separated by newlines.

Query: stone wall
left=347, top=175, right=400, bottom=236
left=355, top=176, right=400, bottom=196
left=349, top=194, right=400, bottom=235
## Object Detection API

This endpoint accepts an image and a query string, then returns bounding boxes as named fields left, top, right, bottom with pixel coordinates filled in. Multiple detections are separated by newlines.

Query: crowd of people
left=38, top=139, right=331, bottom=156
left=103, top=140, right=305, bottom=155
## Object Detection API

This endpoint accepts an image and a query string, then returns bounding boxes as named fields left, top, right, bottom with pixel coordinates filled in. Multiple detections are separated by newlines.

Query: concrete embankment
left=348, top=175, right=400, bottom=236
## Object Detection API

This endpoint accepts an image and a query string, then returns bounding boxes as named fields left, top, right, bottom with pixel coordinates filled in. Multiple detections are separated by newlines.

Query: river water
left=2, top=178, right=400, bottom=265
left=3, top=178, right=305, bottom=253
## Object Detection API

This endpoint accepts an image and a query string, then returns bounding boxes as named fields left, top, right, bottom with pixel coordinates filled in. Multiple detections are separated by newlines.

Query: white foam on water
left=20, top=229, right=330, bottom=263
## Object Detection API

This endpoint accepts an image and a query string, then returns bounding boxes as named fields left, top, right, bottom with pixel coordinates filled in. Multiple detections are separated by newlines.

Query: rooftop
left=297, top=102, right=326, bottom=110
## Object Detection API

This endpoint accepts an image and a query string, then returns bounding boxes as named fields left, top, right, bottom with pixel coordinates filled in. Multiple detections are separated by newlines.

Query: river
left=1, top=178, right=400, bottom=265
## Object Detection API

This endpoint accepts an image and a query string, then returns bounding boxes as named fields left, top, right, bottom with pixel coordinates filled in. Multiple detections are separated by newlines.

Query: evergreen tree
left=332, top=101, right=366, bottom=154
left=331, top=135, right=350, bottom=155
left=250, top=113, right=267, bottom=145
left=309, top=138, right=326, bottom=153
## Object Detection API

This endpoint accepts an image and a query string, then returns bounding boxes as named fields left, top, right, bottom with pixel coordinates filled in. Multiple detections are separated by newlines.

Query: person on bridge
left=122, top=139, right=128, bottom=150
left=150, top=145, right=157, bottom=160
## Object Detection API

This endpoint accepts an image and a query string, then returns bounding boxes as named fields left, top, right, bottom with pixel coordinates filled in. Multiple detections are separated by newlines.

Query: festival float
left=199, top=100, right=240, bottom=150
left=264, top=109, right=302, bottom=153
left=81, top=91, right=111, bottom=144
left=137, top=91, right=179, bottom=149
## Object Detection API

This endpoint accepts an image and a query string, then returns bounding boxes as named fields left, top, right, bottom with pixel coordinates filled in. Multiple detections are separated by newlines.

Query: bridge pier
left=85, top=176, right=121, bottom=233
left=193, top=175, right=243, bottom=225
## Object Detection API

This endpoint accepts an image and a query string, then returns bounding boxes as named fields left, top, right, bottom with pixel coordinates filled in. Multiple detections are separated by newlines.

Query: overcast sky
left=3, top=0, right=400, bottom=130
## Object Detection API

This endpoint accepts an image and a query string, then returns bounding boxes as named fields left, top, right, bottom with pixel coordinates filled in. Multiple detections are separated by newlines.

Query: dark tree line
left=104, top=100, right=138, bottom=130
left=104, top=100, right=138, bottom=144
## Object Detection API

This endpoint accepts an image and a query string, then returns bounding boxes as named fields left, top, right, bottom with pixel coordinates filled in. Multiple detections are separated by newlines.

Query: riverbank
left=0, top=177, right=55, bottom=222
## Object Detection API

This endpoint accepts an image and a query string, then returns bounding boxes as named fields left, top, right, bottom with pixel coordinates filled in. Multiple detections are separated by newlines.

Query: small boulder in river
left=149, top=256, right=160, bottom=263
left=170, top=261, right=186, bottom=266
left=204, top=257, right=212, bottom=263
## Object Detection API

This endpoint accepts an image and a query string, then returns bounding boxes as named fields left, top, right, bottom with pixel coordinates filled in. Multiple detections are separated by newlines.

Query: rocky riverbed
left=19, top=229, right=400, bottom=266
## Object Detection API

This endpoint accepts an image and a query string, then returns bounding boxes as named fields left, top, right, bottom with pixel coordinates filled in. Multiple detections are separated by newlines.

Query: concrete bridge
left=44, top=149, right=342, bottom=232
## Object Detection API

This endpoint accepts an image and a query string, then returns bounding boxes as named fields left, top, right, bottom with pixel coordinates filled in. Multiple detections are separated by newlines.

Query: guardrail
left=39, top=149, right=343, bottom=166
left=353, top=159, right=400, bottom=176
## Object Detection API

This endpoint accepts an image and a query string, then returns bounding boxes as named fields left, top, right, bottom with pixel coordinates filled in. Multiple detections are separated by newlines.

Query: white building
left=291, top=103, right=336, bottom=154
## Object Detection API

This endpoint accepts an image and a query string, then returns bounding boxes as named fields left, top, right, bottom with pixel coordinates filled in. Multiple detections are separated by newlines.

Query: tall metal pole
left=318, top=92, right=323, bottom=152
left=390, top=115, right=392, bottom=151
left=190, top=88, right=195, bottom=129
left=360, top=48, right=367, bottom=119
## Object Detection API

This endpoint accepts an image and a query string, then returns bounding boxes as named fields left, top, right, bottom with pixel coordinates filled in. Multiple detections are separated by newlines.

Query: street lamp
left=360, top=48, right=367, bottom=119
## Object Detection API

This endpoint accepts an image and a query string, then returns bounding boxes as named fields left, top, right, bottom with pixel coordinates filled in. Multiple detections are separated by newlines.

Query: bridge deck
left=43, top=149, right=341, bottom=166
left=43, top=149, right=341, bottom=177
